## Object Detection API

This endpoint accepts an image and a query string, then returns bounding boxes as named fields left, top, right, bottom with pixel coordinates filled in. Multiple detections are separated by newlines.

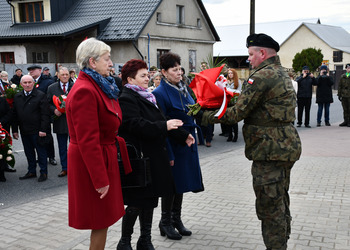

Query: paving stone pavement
left=0, top=123, right=349, bottom=250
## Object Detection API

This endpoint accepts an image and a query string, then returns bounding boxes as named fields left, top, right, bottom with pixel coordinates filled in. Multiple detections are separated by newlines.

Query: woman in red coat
left=66, top=38, right=128, bottom=250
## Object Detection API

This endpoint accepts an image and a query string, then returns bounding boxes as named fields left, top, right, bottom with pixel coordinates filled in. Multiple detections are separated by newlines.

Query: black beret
left=346, top=63, right=350, bottom=68
left=302, top=66, right=310, bottom=71
left=246, top=33, right=280, bottom=52
left=27, top=64, right=42, bottom=70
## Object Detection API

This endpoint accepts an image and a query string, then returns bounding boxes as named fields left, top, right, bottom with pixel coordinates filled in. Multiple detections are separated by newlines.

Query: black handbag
left=117, top=142, right=152, bottom=189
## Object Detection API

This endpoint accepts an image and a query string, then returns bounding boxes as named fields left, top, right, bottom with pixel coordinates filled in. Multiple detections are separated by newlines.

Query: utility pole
left=250, top=0, right=255, bottom=35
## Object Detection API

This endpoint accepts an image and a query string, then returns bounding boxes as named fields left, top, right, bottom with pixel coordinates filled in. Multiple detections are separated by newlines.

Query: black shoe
left=305, top=125, right=311, bottom=128
left=297, top=124, right=301, bottom=127
left=232, top=136, right=238, bottom=142
left=19, top=172, right=37, bottom=180
left=339, top=121, right=348, bottom=126
left=38, top=174, right=47, bottom=182
left=4, top=167, right=16, bottom=172
left=317, top=123, right=321, bottom=127
left=227, top=136, right=233, bottom=142
left=325, top=122, right=331, bottom=126
left=49, top=158, right=57, bottom=165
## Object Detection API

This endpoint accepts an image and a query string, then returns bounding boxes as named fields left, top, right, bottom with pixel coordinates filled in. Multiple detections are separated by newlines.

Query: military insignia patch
left=248, top=78, right=254, bottom=84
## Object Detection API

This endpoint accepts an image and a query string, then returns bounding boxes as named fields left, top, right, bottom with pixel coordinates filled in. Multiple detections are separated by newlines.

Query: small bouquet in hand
left=4, top=84, right=22, bottom=108
left=0, top=123, right=15, bottom=168
left=53, top=95, right=67, bottom=114
left=188, top=65, right=239, bottom=119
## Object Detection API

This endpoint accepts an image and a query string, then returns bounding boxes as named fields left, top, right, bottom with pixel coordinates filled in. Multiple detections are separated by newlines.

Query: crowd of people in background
left=1, top=35, right=350, bottom=250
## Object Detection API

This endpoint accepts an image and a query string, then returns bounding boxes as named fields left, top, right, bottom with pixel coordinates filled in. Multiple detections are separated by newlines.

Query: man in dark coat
left=12, top=75, right=51, bottom=182
left=47, top=67, right=74, bottom=177
left=27, top=64, right=57, bottom=165
left=10, top=68, right=23, bottom=86
left=296, top=65, right=317, bottom=128
left=315, top=65, right=334, bottom=126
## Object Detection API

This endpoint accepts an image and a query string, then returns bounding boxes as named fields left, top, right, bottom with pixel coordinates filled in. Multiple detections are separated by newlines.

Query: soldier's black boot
left=136, top=208, right=155, bottom=250
left=232, top=123, right=238, bottom=142
left=339, top=119, right=348, bottom=126
left=159, top=196, right=182, bottom=240
left=117, top=207, right=140, bottom=250
left=172, top=194, right=192, bottom=236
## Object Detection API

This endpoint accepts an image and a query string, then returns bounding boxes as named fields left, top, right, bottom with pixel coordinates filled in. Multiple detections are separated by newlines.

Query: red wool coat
left=66, top=71, right=125, bottom=230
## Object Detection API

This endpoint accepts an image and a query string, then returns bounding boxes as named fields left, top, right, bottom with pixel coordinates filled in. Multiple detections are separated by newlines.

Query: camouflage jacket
left=204, top=56, right=302, bottom=161
left=338, top=73, right=350, bottom=98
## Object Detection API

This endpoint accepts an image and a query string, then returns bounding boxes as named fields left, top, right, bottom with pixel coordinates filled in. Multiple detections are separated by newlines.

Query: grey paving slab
left=1, top=121, right=350, bottom=249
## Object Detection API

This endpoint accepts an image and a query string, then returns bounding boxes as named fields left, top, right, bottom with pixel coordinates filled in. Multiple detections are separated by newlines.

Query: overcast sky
left=202, top=0, right=350, bottom=32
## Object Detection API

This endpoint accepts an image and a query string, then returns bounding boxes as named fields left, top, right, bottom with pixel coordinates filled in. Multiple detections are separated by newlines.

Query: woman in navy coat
left=153, top=52, right=204, bottom=240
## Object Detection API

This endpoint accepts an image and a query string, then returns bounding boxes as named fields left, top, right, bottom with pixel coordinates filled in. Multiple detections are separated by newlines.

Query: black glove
left=338, top=96, right=342, bottom=101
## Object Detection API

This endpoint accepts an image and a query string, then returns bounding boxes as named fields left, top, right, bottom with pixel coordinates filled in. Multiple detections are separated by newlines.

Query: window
left=19, top=1, right=44, bottom=23
left=189, top=50, right=196, bottom=72
left=333, top=51, right=343, bottom=62
left=197, top=18, right=201, bottom=28
left=157, top=49, right=170, bottom=69
left=0, top=52, right=15, bottom=64
left=32, top=52, right=48, bottom=63
left=176, top=5, right=184, bottom=25
left=157, top=12, right=161, bottom=22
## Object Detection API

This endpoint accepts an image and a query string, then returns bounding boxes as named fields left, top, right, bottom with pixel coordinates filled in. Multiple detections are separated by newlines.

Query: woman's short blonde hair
left=1, top=71, right=8, bottom=77
left=76, top=38, right=111, bottom=69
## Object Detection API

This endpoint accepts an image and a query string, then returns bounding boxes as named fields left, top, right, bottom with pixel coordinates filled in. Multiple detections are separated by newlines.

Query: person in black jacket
left=0, top=97, right=13, bottom=182
left=116, top=59, right=195, bottom=249
left=27, top=64, right=57, bottom=165
left=316, top=65, right=334, bottom=126
left=296, top=66, right=317, bottom=128
left=10, top=68, right=23, bottom=86
left=47, top=67, right=74, bottom=177
left=12, top=75, right=51, bottom=182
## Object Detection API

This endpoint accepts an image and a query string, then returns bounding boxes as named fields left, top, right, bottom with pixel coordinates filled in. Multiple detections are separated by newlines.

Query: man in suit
left=47, top=67, right=73, bottom=177
left=27, top=64, right=57, bottom=166
left=12, top=75, right=51, bottom=182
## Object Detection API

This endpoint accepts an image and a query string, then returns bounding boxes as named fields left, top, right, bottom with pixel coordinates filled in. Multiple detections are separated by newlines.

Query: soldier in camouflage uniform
left=201, top=33, right=302, bottom=250
left=338, top=63, right=350, bottom=127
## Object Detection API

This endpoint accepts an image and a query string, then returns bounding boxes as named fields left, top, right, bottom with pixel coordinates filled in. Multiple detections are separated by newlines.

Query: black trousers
left=297, top=97, right=312, bottom=126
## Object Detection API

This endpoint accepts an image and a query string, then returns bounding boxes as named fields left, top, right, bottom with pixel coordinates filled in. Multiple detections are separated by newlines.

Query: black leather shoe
left=19, top=172, right=37, bottom=180
left=296, top=124, right=301, bottom=127
left=4, top=167, right=16, bottom=172
left=325, top=122, right=331, bottom=126
left=38, top=174, right=47, bottom=182
left=305, top=125, right=311, bottom=128
left=317, top=123, right=321, bottom=127
left=49, top=158, right=57, bottom=165
left=58, top=170, right=67, bottom=177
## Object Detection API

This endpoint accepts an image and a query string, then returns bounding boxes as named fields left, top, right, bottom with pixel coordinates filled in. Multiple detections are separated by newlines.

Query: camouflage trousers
left=341, top=97, right=350, bottom=121
left=251, top=160, right=295, bottom=250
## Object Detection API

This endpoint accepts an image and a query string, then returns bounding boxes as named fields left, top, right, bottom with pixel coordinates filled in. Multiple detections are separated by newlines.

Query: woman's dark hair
left=159, top=52, right=181, bottom=71
left=121, top=59, right=148, bottom=85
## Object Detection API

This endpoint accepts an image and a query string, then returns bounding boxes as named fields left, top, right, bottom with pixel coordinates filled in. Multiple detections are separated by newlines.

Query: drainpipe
left=147, top=33, right=151, bottom=69
left=6, top=0, right=16, bottom=25
left=132, top=40, right=144, bottom=60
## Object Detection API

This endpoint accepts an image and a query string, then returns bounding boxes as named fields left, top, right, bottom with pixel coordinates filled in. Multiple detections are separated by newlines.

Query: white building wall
left=0, top=45, right=27, bottom=64
left=280, top=25, right=350, bottom=71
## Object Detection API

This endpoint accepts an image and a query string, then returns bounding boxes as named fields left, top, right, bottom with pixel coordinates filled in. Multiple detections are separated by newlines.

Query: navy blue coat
left=36, top=74, right=55, bottom=94
left=153, top=79, right=204, bottom=194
